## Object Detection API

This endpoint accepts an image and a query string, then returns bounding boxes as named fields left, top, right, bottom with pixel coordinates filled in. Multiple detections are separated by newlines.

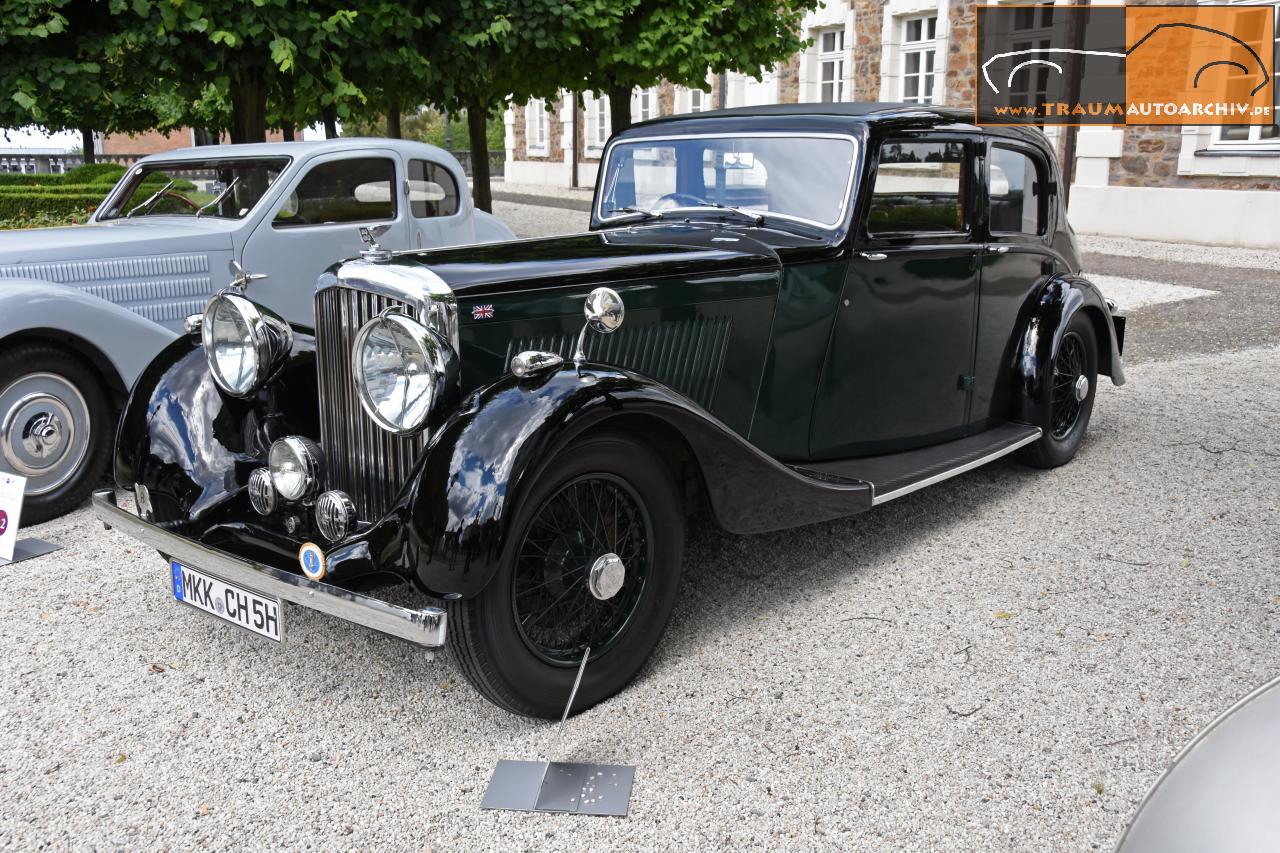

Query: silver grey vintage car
left=0, top=138, right=513, bottom=523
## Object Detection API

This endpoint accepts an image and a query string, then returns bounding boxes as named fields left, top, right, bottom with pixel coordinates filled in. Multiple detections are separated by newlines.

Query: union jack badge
left=472, top=304, right=495, bottom=320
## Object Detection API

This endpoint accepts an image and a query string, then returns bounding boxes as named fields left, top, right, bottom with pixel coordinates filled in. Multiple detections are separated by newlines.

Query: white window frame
left=818, top=28, right=847, bottom=102
left=585, top=93, right=611, bottom=155
left=633, top=87, right=658, bottom=123
left=687, top=87, right=708, bottom=113
left=1207, top=0, right=1279, bottom=150
left=900, top=14, right=939, bottom=104
left=524, top=98, right=548, bottom=156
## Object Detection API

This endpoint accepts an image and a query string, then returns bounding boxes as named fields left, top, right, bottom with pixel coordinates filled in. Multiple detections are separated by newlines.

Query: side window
left=989, top=146, right=1045, bottom=235
left=866, top=139, right=967, bottom=236
left=273, top=157, right=395, bottom=228
left=408, top=159, right=460, bottom=218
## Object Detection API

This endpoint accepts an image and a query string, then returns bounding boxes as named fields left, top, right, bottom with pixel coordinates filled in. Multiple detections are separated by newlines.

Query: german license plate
left=170, top=561, right=282, bottom=642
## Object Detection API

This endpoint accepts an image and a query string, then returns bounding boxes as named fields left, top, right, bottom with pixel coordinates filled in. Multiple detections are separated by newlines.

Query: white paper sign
left=0, top=472, right=25, bottom=562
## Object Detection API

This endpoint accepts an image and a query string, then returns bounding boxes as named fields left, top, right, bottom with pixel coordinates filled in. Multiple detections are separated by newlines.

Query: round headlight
left=269, top=436, right=322, bottom=502
left=352, top=312, right=456, bottom=435
left=201, top=293, right=291, bottom=397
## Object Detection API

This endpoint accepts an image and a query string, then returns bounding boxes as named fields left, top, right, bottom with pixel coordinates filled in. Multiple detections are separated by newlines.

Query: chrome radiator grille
left=314, top=286, right=427, bottom=521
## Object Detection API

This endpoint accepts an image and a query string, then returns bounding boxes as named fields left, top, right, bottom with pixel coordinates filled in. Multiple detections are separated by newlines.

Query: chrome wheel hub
left=1, top=373, right=91, bottom=495
left=587, top=553, right=626, bottom=601
left=1074, top=374, right=1089, bottom=402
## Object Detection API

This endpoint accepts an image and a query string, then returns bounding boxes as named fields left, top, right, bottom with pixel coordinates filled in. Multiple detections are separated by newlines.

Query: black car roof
left=622, top=101, right=1048, bottom=147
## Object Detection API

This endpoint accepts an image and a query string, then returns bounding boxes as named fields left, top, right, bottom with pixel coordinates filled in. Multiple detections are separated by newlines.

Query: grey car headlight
left=201, top=293, right=292, bottom=397
left=352, top=311, right=458, bottom=435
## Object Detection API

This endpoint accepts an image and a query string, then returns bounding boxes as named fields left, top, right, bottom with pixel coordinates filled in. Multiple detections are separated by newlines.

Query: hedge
left=0, top=163, right=126, bottom=188
left=0, top=192, right=101, bottom=220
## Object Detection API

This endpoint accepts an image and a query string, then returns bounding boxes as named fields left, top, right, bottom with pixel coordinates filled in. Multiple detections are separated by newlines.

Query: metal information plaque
left=481, top=646, right=636, bottom=817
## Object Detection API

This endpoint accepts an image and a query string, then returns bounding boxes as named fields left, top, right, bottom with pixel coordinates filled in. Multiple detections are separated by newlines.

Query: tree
left=575, top=0, right=819, bottom=135
left=0, top=0, right=157, bottom=162
left=421, top=0, right=627, bottom=212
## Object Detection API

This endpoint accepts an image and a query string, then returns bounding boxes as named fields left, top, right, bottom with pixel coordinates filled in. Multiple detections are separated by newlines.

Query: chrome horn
left=573, top=287, right=625, bottom=370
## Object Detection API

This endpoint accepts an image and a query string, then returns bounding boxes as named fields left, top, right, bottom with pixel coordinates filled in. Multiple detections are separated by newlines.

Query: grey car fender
left=472, top=209, right=517, bottom=243
left=0, top=277, right=179, bottom=393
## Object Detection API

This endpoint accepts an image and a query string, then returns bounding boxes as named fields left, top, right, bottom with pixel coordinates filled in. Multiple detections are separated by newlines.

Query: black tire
left=448, top=430, right=685, bottom=719
left=1017, top=312, right=1099, bottom=469
left=0, top=343, right=112, bottom=525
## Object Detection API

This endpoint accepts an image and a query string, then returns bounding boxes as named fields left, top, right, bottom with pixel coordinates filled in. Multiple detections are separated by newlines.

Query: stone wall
left=778, top=55, right=802, bottom=104
left=511, top=102, right=563, bottom=163
left=1109, top=126, right=1280, bottom=190
left=946, top=0, right=977, bottom=108
left=852, top=0, right=885, bottom=100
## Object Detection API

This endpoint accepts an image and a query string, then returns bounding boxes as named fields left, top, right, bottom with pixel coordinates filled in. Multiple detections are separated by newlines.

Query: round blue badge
left=298, top=542, right=326, bottom=580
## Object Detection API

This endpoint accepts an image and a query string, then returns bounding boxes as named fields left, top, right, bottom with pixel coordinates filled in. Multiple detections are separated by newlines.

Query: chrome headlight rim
left=268, top=436, right=322, bottom=503
left=351, top=311, right=454, bottom=436
left=201, top=292, right=292, bottom=398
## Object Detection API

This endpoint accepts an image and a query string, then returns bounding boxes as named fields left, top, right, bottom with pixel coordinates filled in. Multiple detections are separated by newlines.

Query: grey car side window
left=407, top=159, right=460, bottom=219
left=273, top=157, right=397, bottom=228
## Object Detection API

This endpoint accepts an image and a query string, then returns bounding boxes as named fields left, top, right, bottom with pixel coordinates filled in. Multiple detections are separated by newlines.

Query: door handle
left=986, top=246, right=1010, bottom=254
left=859, top=252, right=888, bottom=261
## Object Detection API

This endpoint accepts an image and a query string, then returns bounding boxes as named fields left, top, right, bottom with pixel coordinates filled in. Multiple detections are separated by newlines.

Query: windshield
left=98, top=157, right=290, bottom=220
left=598, top=135, right=858, bottom=229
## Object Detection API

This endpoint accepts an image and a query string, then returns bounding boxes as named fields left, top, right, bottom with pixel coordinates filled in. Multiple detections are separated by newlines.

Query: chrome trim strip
left=869, top=428, right=1043, bottom=506
left=594, top=132, right=861, bottom=230
left=93, top=490, right=446, bottom=648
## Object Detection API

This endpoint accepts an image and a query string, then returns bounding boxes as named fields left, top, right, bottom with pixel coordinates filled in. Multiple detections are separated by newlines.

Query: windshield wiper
left=125, top=180, right=176, bottom=218
left=609, top=206, right=664, bottom=223
left=196, top=177, right=239, bottom=218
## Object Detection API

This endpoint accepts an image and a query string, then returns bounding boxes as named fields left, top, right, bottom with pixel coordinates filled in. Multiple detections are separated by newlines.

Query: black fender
left=113, top=331, right=319, bottom=524
left=1013, top=274, right=1126, bottom=425
left=341, top=365, right=871, bottom=598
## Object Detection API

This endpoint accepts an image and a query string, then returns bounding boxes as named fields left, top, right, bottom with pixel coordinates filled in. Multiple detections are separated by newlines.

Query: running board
left=793, top=423, right=1042, bottom=507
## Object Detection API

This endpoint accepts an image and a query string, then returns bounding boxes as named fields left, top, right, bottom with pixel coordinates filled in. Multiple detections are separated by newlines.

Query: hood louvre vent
left=503, top=315, right=733, bottom=410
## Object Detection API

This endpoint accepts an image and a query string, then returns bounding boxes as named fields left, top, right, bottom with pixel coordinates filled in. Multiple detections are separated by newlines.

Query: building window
left=633, top=87, right=658, bottom=123
left=689, top=88, right=707, bottom=112
left=901, top=15, right=938, bottom=104
left=525, top=98, right=548, bottom=156
left=818, top=28, right=847, bottom=102
left=1210, top=1, right=1279, bottom=149
left=585, top=93, right=611, bottom=153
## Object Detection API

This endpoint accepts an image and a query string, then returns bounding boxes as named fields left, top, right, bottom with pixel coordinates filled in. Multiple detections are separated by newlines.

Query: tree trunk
left=281, top=123, right=295, bottom=142
left=80, top=127, right=95, bottom=165
left=466, top=105, right=492, bottom=213
left=323, top=107, right=339, bottom=139
left=387, top=100, right=402, bottom=139
left=229, top=66, right=268, bottom=143
left=607, top=85, right=632, bottom=136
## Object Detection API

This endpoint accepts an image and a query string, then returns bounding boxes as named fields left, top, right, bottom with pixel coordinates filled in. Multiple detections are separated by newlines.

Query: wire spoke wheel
left=1050, top=331, right=1087, bottom=440
left=511, top=473, right=652, bottom=666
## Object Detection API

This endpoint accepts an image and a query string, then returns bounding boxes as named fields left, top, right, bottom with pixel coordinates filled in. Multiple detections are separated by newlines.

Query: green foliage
left=0, top=164, right=125, bottom=188
left=0, top=190, right=101, bottom=222
left=347, top=109, right=503, bottom=152
left=0, top=210, right=89, bottom=230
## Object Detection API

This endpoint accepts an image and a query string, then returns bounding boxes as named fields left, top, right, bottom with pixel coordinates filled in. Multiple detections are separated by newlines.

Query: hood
left=401, top=223, right=782, bottom=297
left=0, top=219, right=234, bottom=266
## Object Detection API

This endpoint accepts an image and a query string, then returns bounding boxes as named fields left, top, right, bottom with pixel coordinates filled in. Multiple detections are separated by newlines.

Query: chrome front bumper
left=92, top=489, right=446, bottom=648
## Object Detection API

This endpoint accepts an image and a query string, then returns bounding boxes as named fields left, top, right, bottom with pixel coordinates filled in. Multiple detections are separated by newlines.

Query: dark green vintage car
left=99, top=103, right=1125, bottom=718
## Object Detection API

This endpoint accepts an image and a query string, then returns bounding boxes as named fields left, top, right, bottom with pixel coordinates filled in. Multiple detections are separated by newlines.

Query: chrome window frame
left=594, top=132, right=862, bottom=231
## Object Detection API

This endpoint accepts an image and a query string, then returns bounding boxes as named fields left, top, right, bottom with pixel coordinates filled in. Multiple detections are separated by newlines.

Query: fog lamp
left=269, top=436, right=322, bottom=502
left=315, top=490, right=357, bottom=541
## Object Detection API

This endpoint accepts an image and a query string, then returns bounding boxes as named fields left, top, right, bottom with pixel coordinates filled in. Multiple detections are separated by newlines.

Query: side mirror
left=574, top=287, right=625, bottom=369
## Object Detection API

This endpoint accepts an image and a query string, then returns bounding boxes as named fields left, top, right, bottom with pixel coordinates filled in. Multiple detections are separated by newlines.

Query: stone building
left=504, top=0, right=1280, bottom=248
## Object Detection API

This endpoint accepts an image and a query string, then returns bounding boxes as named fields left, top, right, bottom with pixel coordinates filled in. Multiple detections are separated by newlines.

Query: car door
left=970, top=138, right=1061, bottom=430
left=241, top=150, right=408, bottom=325
left=405, top=157, right=475, bottom=249
left=809, top=133, right=981, bottom=458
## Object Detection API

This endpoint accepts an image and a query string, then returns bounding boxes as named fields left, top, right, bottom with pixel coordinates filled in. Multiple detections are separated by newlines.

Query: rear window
left=989, top=146, right=1045, bottom=235
left=866, top=140, right=967, bottom=236
left=274, top=157, right=396, bottom=227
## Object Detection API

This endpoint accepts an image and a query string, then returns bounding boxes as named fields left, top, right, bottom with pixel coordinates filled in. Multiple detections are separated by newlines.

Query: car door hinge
left=957, top=375, right=975, bottom=391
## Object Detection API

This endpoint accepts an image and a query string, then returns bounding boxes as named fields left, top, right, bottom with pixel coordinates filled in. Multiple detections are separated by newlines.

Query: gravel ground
left=3, top=343, right=1277, bottom=850
left=3, top=203, right=1278, bottom=849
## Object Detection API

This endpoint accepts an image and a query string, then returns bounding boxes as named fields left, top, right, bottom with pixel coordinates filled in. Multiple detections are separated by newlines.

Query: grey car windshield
left=598, top=135, right=858, bottom=228
left=99, top=157, right=289, bottom=220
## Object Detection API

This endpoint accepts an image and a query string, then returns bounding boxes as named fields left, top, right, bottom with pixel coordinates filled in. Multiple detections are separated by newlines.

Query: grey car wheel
left=0, top=344, right=111, bottom=525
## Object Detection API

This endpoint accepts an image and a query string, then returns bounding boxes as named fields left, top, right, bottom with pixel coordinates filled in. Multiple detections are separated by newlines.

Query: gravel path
left=4, top=345, right=1279, bottom=850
